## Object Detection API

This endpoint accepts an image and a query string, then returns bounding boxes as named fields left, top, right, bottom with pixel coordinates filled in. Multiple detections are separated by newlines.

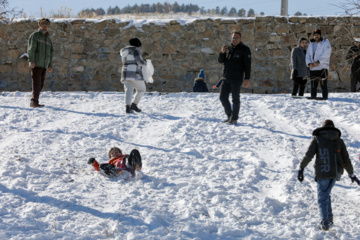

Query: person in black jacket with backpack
left=218, top=31, right=251, bottom=125
left=297, top=120, right=360, bottom=231
left=346, top=38, right=360, bottom=92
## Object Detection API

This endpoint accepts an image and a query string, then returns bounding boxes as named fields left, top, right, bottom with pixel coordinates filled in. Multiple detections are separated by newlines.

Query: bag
left=142, top=60, right=154, bottom=83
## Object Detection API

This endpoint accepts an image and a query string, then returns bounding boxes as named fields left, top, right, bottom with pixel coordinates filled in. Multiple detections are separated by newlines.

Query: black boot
left=128, top=149, right=142, bottom=170
left=126, top=105, right=134, bottom=114
left=131, top=103, right=142, bottom=112
left=223, top=116, right=231, bottom=123
left=227, top=119, right=237, bottom=125
left=30, top=99, right=44, bottom=108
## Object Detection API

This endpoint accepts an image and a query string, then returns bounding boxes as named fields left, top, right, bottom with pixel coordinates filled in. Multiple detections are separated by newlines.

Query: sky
left=9, top=0, right=348, bottom=18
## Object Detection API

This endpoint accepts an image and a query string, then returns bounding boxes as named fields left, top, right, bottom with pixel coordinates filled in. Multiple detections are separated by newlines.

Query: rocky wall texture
left=0, top=16, right=358, bottom=93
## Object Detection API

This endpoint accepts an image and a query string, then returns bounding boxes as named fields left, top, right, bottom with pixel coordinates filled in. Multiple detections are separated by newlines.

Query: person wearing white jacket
left=306, top=29, right=332, bottom=100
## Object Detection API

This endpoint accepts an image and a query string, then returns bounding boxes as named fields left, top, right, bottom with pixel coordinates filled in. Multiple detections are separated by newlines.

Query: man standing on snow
left=218, top=31, right=251, bottom=125
left=346, top=37, right=360, bottom=92
left=305, top=29, right=332, bottom=100
left=120, top=38, right=147, bottom=114
left=297, top=120, right=360, bottom=231
left=27, top=18, right=53, bottom=108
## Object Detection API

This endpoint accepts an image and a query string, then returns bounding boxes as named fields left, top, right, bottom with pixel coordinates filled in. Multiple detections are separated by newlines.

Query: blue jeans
left=317, top=179, right=336, bottom=223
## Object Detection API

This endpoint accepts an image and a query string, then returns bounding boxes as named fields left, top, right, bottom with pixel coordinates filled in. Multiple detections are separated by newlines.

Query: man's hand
left=30, top=62, right=35, bottom=69
left=309, top=62, right=320, bottom=69
left=48, top=67, right=52, bottom=72
left=221, top=45, right=227, bottom=53
left=243, top=79, right=250, bottom=88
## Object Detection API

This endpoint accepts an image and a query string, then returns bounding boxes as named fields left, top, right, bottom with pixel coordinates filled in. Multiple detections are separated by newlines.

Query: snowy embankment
left=0, top=91, right=360, bottom=240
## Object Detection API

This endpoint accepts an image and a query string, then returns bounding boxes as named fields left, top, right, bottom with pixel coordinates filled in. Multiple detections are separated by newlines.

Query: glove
left=292, top=70, right=298, bottom=79
left=349, top=174, right=360, bottom=185
left=212, top=85, right=217, bottom=89
left=88, top=158, right=96, bottom=165
left=297, top=168, right=304, bottom=182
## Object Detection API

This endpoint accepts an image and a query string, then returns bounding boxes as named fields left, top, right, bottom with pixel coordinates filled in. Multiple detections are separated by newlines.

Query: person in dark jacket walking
left=218, top=31, right=251, bottom=125
left=290, top=38, right=309, bottom=96
left=193, top=69, right=209, bottom=92
left=346, top=38, right=360, bottom=92
left=297, top=120, right=360, bottom=231
left=27, top=18, right=53, bottom=108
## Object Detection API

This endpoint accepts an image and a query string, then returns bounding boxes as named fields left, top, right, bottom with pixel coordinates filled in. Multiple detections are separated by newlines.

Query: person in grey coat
left=120, top=38, right=147, bottom=114
left=290, top=38, right=309, bottom=96
left=297, top=120, right=360, bottom=231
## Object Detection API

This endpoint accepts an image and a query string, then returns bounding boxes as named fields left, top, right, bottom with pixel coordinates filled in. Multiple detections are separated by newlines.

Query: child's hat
left=198, top=69, right=205, bottom=79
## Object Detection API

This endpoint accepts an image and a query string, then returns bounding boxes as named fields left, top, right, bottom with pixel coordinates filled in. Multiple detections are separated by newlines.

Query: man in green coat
left=27, top=18, right=53, bottom=108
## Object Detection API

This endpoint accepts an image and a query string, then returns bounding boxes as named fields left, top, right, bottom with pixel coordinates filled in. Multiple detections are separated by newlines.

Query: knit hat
left=313, top=29, right=321, bottom=35
left=198, top=69, right=205, bottom=79
left=129, top=38, right=142, bottom=47
left=38, top=18, right=50, bottom=26
left=322, top=119, right=335, bottom=128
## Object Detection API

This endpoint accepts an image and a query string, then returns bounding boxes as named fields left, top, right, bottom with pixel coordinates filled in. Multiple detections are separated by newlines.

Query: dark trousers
left=292, top=77, right=307, bottom=96
left=310, top=69, right=328, bottom=99
left=31, top=67, right=47, bottom=101
left=220, top=79, right=241, bottom=121
left=350, top=69, right=360, bottom=92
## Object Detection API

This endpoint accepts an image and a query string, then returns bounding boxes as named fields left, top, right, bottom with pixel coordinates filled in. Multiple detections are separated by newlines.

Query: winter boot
left=227, top=119, right=237, bottom=125
left=131, top=103, right=142, bottom=112
left=30, top=99, right=44, bottom=108
left=319, top=220, right=330, bottom=231
left=223, top=116, right=231, bottom=123
left=128, top=149, right=142, bottom=170
left=126, top=105, right=134, bottom=114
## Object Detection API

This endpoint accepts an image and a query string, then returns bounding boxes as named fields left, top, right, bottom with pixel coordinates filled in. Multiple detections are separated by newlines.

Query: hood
left=312, top=127, right=341, bottom=140
left=120, top=46, right=137, bottom=58
left=195, top=77, right=205, bottom=82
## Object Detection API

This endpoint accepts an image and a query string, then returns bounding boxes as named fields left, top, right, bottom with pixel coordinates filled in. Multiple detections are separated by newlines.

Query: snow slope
left=0, top=91, right=360, bottom=240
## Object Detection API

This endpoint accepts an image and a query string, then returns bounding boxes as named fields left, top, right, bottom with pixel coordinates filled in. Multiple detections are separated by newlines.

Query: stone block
left=269, top=49, right=282, bottom=57
left=282, top=33, right=297, bottom=46
left=269, top=35, right=281, bottom=43
left=17, top=62, right=29, bottom=74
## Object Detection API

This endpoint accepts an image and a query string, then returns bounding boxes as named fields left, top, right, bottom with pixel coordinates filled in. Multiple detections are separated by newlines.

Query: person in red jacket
left=88, top=147, right=142, bottom=177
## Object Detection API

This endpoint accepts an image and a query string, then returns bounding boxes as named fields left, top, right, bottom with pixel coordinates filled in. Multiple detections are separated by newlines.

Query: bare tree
left=336, top=0, right=360, bottom=14
left=0, top=0, right=23, bottom=43
left=0, top=0, right=23, bottom=22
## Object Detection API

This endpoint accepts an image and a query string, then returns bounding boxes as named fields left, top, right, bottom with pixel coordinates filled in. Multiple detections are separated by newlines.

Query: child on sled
left=88, top=147, right=142, bottom=177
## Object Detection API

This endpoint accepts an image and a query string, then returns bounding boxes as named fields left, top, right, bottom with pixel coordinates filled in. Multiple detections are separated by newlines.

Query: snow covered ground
left=0, top=91, right=360, bottom=240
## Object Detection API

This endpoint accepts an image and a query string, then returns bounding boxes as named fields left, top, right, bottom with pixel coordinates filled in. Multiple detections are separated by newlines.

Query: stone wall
left=0, top=16, right=358, bottom=93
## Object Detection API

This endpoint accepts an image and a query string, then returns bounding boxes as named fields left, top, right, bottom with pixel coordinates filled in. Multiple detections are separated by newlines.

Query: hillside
left=0, top=91, right=360, bottom=239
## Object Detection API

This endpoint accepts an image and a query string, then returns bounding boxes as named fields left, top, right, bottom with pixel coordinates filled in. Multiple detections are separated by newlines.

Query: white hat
left=354, top=38, right=360, bottom=42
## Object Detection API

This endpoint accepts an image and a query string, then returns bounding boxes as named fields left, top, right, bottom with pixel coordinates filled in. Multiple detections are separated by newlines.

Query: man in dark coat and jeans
left=218, top=31, right=251, bottom=125
left=27, top=18, right=53, bottom=108
left=297, top=120, right=360, bottom=231
left=346, top=38, right=360, bottom=92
